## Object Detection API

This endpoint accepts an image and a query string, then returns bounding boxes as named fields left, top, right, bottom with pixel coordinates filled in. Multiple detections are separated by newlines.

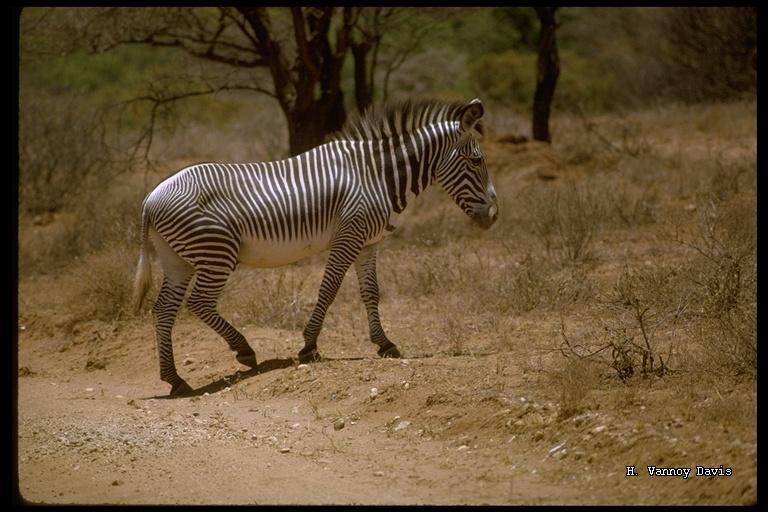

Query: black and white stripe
left=133, top=98, right=498, bottom=396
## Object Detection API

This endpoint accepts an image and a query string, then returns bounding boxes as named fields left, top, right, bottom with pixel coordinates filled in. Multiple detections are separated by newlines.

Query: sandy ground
left=16, top=103, right=757, bottom=504
left=16, top=317, right=756, bottom=505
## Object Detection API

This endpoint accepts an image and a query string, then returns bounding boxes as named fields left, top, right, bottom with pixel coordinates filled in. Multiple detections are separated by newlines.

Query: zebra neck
left=374, top=125, right=450, bottom=214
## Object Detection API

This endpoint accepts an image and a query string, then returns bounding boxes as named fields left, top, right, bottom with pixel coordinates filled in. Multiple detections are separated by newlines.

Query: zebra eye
left=468, top=156, right=483, bottom=166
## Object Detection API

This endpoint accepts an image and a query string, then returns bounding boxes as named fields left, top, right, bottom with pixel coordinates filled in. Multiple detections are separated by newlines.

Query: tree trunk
left=532, top=7, right=560, bottom=143
left=285, top=92, right=347, bottom=155
left=352, top=42, right=374, bottom=112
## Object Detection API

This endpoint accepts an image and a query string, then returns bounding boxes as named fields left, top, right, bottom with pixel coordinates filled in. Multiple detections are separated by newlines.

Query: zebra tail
left=132, top=204, right=153, bottom=314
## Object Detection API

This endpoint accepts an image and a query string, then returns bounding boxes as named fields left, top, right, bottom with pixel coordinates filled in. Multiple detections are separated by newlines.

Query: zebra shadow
left=146, top=352, right=496, bottom=399
left=146, top=357, right=295, bottom=400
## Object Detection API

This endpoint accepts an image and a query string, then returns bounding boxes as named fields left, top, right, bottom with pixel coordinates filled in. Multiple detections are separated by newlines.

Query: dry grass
left=68, top=242, right=138, bottom=322
left=549, top=357, right=602, bottom=420
left=521, top=179, right=607, bottom=263
left=19, top=100, right=756, bottom=393
left=219, top=266, right=316, bottom=331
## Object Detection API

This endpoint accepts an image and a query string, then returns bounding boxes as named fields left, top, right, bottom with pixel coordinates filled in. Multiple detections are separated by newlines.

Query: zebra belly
left=238, top=233, right=333, bottom=268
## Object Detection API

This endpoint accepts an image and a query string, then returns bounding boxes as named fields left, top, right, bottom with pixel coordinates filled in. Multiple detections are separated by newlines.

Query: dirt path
left=16, top=320, right=756, bottom=505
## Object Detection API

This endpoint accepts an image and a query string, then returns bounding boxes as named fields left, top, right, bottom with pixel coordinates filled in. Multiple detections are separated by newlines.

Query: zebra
left=133, top=98, right=498, bottom=396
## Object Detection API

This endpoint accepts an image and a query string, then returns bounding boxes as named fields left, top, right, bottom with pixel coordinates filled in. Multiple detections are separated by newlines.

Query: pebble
left=279, top=447, right=290, bottom=453
left=298, top=364, right=310, bottom=371
left=333, top=419, right=345, bottom=431
left=85, top=388, right=94, bottom=392
left=183, top=358, right=195, bottom=366
left=291, top=423, right=301, bottom=429
left=394, top=421, right=411, bottom=432
left=369, top=388, right=379, bottom=398
left=593, top=425, right=607, bottom=434
left=457, top=445, right=469, bottom=451
left=373, top=470, right=384, bottom=477
left=549, top=441, right=566, bottom=454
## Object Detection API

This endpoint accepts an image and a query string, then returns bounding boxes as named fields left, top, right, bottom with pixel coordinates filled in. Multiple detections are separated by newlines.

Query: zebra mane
left=331, top=99, right=479, bottom=142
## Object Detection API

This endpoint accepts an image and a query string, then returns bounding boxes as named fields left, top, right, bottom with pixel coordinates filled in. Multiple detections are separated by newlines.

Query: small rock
left=291, top=423, right=301, bottom=429
left=279, top=447, right=290, bottom=453
left=333, top=418, right=345, bottom=431
left=369, top=388, right=379, bottom=399
left=298, top=364, right=310, bottom=371
left=85, top=388, right=94, bottom=392
left=373, top=470, right=384, bottom=477
left=549, top=441, right=566, bottom=454
left=111, top=480, right=122, bottom=486
left=533, top=431, right=544, bottom=441
left=183, top=358, right=195, bottom=366
left=394, top=421, right=411, bottom=432
left=593, top=425, right=607, bottom=434
left=457, top=445, right=469, bottom=451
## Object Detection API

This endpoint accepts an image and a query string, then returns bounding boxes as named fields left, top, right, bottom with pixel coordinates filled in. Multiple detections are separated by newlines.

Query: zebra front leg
left=153, top=276, right=194, bottom=396
left=354, top=245, right=401, bottom=358
left=187, top=268, right=258, bottom=370
left=299, top=239, right=364, bottom=363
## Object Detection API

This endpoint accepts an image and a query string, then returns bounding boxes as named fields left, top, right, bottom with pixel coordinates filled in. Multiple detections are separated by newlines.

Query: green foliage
left=23, top=45, right=180, bottom=96
left=435, top=7, right=538, bottom=58
left=469, top=49, right=618, bottom=114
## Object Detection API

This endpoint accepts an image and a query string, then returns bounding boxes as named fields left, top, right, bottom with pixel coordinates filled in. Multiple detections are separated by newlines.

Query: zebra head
left=435, top=99, right=498, bottom=230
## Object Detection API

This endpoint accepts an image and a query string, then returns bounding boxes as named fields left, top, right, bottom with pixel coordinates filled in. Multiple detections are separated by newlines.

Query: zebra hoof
left=236, top=352, right=259, bottom=369
left=170, top=380, right=194, bottom=397
left=377, top=344, right=402, bottom=359
left=298, top=347, right=322, bottom=364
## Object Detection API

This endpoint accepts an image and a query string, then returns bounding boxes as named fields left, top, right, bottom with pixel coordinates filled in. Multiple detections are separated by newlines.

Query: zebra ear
left=459, top=98, right=484, bottom=132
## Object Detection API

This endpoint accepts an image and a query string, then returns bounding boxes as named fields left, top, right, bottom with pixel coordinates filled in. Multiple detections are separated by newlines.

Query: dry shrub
left=478, top=252, right=594, bottom=316
left=69, top=242, right=137, bottom=322
left=560, top=265, right=692, bottom=381
left=604, top=179, right=658, bottom=227
left=19, top=186, right=143, bottom=277
left=19, top=92, right=118, bottom=215
left=219, top=267, right=315, bottom=331
left=440, top=317, right=474, bottom=357
left=676, top=194, right=756, bottom=377
left=389, top=244, right=465, bottom=297
left=549, top=357, right=602, bottom=420
left=660, top=7, right=756, bottom=103
left=522, top=180, right=606, bottom=263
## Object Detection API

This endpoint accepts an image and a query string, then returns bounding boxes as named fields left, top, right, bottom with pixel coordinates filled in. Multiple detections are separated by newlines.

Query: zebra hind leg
left=354, top=245, right=402, bottom=359
left=153, top=275, right=194, bottom=396
left=186, top=268, right=258, bottom=370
